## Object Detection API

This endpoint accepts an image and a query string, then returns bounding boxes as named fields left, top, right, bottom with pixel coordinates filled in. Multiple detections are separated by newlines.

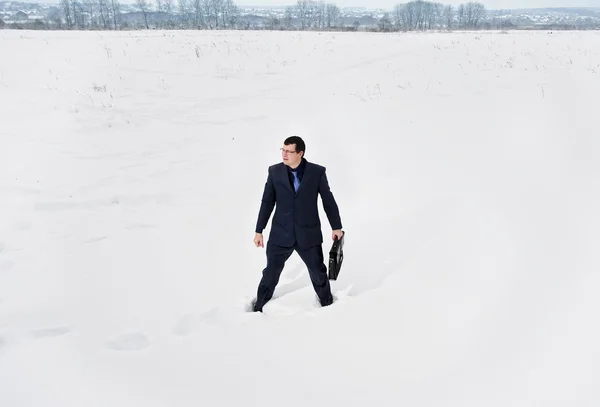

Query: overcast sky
left=236, top=0, right=600, bottom=9
left=16, top=0, right=600, bottom=9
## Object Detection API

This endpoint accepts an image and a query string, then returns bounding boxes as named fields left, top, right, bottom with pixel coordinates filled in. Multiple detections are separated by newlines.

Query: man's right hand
left=254, top=233, right=264, bottom=248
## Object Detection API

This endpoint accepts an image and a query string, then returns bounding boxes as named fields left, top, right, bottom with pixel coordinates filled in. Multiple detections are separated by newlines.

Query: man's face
left=281, top=144, right=302, bottom=167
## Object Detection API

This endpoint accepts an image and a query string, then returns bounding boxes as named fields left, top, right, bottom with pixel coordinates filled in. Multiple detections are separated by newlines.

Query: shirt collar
left=288, top=158, right=306, bottom=173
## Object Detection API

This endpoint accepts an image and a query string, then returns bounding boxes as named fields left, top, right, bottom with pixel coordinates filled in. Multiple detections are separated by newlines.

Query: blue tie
left=292, top=170, right=300, bottom=193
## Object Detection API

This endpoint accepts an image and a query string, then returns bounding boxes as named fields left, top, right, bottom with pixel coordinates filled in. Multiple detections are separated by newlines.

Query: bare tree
left=284, top=6, right=294, bottom=28
left=465, top=2, right=475, bottom=28
left=223, top=0, right=239, bottom=28
left=111, top=0, right=121, bottom=29
left=432, top=2, right=444, bottom=28
left=192, top=0, right=205, bottom=28
left=296, top=0, right=311, bottom=29
left=315, top=1, right=326, bottom=29
left=280, top=0, right=339, bottom=30
left=61, top=0, right=73, bottom=28
left=378, top=12, right=392, bottom=31
left=415, top=1, right=426, bottom=30
left=205, top=0, right=222, bottom=28
left=457, top=3, right=465, bottom=28
left=422, top=1, right=433, bottom=29
left=404, top=1, right=418, bottom=30
left=443, top=5, right=453, bottom=29
left=162, top=0, right=175, bottom=28
left=468, top=2, right=486, bottom=28
left=393, top=4, right=405, bottom=30
left=136, top=0, right=150, bottom=28
left=266, top=15, right=280, bottom=29
left=155, top=0, right=163, bottom=28
left=393, top=0, right=464, bottom=30
left=393, top=1, right=426, bottom=31
left=178, top=0, right=191, bottom=28
left=82, top=0, right=96, bottom=28
left=71, top=0, right=84, bottom=29
left=325, top=3, right=340, bottom=28
left=295, top=0, right=324, bottom=29
left=452, top=2, right=486, bottom=29
left=98, top=0, right=111, bottom=29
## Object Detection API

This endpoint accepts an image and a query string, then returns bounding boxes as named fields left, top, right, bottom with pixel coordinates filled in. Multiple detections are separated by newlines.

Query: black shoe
left=245, top=298, right=262, bottom=312
left=252, top=299, right=263, bottom=312
left=320, top=295, right=334, bottom=307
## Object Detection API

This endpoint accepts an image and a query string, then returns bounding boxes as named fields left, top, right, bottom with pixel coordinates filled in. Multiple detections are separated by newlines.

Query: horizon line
left=2, top=0, right=600, bottom=12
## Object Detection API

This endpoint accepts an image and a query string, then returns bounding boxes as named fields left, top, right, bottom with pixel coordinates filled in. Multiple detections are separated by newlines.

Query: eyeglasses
left=280, top=148, right=297, bottom=154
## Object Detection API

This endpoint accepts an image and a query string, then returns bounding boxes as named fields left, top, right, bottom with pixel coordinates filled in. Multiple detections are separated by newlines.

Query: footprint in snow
left=82, top=236, right=108, bottom=244
left=106, top=332, right=150, bottom=352
left=172, top=307, right=220, bottom=336
left=30, top=326, right=71, bottom=339
left=0, top=259, right=14, bottom=272
left=125, top=223, right=156, bottom=230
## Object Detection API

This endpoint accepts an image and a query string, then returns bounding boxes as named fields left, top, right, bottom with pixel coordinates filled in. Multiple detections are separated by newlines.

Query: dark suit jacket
left=255, top=159, right=342, bottom=248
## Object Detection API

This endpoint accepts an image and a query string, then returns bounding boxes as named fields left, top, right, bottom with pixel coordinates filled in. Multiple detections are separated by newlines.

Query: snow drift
left=1, top=29, right=599, bottom=407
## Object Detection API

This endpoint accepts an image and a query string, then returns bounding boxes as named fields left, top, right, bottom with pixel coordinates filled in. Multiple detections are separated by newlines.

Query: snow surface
left=1, top=29, right=600, bottom=407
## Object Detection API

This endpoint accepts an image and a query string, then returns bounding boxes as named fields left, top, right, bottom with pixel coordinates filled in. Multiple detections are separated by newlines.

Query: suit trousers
left=254, top=240, right=333, bottom=311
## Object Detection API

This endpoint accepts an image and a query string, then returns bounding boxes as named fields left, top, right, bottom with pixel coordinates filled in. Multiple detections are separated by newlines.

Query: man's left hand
left=332, top=229, right=343, bottom=241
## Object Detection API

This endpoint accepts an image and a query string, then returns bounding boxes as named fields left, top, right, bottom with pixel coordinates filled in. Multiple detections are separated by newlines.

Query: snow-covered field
left=1, top=29, right=600, bottom=406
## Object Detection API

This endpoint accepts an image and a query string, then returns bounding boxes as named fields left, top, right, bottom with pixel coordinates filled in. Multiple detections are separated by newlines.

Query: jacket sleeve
left=255, top=167, right=276, bottom=233
left=318, top=168, right=343, bottom=230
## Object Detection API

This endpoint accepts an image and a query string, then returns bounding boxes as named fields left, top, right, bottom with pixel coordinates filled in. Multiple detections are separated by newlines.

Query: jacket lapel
left=279, top=164, right=294, bottom=194
left=296, top=161, right=314, bottom=195
left=279, top=160, right=313, bottom=196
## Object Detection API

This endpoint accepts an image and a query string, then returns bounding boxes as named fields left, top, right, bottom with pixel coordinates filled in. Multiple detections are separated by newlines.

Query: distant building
left=14, top=10, right=28, bottom=21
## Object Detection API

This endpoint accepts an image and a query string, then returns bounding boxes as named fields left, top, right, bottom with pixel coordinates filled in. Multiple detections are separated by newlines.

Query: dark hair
left=284, top=136, right=305, bottom=155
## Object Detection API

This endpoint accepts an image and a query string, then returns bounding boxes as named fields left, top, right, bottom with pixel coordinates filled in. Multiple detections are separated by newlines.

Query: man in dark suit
left=252, top=136, right=343, bottom=312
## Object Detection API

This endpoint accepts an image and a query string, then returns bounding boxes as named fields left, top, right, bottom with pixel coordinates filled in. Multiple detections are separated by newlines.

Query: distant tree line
left=59, top=0, right=121, bottom=30
left=2, top=0, right=598, bottom=31
left=52, top=0, right=241, bottom=30
left=391, top=1, right=486, bottom=30
left=279, top=1, right=342, bottom=30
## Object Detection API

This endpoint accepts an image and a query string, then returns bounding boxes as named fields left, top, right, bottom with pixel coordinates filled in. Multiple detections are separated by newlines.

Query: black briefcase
left=328, top=232, right=345, bottom=280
